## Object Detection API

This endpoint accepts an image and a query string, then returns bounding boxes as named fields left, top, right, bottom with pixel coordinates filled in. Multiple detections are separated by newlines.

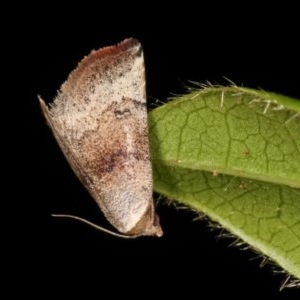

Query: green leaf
left=149, top=86, right=300, bottom=280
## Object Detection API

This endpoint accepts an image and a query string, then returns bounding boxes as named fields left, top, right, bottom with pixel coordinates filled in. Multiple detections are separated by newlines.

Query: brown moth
left=39, top=38, right=163, bottom=237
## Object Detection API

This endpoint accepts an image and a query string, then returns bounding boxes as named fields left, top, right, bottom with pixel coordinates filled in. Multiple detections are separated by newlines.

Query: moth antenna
left=51, top=214, right=139, bottom=239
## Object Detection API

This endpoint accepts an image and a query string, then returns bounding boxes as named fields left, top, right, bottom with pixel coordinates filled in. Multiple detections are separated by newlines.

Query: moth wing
left=40, top=39, right=162, bottom=236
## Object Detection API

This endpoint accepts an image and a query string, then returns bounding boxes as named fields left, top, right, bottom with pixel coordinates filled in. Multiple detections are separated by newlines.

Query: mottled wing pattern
left=39, top=39, right=162, bottom=236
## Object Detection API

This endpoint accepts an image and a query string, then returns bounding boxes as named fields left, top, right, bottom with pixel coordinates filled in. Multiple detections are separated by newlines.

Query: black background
left=24, top=3, right=300, bottom=298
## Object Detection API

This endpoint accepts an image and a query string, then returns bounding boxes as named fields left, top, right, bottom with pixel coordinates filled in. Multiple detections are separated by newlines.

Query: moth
left=39, top=38, right=163, bottom=238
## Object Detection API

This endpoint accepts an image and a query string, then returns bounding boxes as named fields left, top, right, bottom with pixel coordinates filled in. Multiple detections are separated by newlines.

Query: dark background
left=25, top=3, right=300, bottom=298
